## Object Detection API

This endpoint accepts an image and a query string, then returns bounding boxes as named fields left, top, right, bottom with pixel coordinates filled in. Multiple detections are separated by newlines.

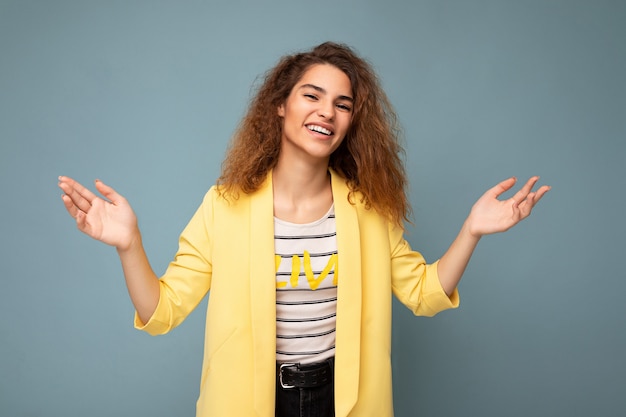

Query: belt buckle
left=279, top=363, right=297, bottom=389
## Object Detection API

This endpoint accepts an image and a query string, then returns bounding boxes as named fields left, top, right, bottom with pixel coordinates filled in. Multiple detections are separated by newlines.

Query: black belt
left=277, top=357, right=334, bottom=389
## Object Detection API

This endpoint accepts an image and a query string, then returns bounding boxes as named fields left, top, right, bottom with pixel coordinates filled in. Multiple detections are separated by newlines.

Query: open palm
left=467, top=176, right=551, bottom=237
left=58, top=176, right=139, bottom=250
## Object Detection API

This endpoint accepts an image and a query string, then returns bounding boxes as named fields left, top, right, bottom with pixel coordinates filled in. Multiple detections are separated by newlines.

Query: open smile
left=306, top=124, right=333, bottom=136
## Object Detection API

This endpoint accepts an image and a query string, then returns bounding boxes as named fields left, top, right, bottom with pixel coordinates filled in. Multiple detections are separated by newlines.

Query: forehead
left=294, top=64, right=352, bottom=97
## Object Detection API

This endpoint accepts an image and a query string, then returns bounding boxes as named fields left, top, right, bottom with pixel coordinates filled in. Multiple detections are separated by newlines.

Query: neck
left=272, top=156, right=333, bottom=223
left=273, top=158, right=330, bottom=198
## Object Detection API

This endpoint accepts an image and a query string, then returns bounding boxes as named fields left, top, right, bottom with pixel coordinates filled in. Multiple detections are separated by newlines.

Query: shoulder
left=201, top=184, right=251, bottom=206
left=199, top=179, right=272, bottom=220
left=330, top=168, right=401, bottom=228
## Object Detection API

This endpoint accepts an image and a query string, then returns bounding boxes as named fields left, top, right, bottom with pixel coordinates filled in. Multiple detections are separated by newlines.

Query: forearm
left=437, top=220, right=481, bottom=296
left=116, top=233, right=160, bottom=324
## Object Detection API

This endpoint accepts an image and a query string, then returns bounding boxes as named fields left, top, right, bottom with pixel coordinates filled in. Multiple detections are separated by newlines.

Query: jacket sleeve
left=389, top=222, right=459, bottom=317
left=134, top=188, right=216, bottom=335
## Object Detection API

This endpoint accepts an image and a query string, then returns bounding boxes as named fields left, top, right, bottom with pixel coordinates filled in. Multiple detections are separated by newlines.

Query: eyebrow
left=299, top=83, right=354, bottom=102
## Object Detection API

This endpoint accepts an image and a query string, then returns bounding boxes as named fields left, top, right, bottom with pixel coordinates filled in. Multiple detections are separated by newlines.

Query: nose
left=317, top=99, right=335, bottom=120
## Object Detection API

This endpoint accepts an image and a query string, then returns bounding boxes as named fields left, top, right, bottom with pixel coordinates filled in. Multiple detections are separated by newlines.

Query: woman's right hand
left=58, top=176, right=140, bottom=251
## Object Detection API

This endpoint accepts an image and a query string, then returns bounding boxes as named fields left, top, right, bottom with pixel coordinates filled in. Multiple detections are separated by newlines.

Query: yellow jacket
left=136, top=169, right=459, bottom=416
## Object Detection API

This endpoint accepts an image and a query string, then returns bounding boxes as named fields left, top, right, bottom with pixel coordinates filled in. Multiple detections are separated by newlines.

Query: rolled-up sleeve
left=389, top=223, right=459, bottom=317
left=134, top=188, right=216, bottom=335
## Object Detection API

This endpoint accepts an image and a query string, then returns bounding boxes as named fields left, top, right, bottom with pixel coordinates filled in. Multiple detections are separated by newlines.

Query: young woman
left=58, top=42, right=550, bottom=417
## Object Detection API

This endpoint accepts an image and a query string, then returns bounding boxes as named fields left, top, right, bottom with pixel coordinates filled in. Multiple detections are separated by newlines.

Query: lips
left=306, top=124, right=333, bottom=136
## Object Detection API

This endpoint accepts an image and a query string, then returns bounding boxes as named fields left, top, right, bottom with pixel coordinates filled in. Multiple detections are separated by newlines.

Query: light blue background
left=1, top=1, right=624, bottom=416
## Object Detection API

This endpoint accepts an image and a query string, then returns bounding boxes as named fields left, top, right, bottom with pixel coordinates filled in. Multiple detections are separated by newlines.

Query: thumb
left=488, top=177, right=517, bottom=199
left=94, top=179, right=125, bottom=205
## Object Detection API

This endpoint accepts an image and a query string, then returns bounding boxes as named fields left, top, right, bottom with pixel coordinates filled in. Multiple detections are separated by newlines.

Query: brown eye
left=337, top=103, right=352, bottom=112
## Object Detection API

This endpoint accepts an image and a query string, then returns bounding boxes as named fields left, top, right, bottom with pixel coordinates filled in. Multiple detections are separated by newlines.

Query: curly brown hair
left=218, top=42, right=410, bottom=225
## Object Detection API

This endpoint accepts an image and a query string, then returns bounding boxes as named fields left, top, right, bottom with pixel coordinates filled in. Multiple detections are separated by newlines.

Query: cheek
left=340, top=117, right=353, bottom=136
left=333, top=134, right=347, bottom=150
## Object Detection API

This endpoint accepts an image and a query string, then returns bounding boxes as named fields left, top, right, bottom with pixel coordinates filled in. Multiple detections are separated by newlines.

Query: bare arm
left=437, top=176, right=551, bottom=295
left=58, top=176, right=159, bottom=323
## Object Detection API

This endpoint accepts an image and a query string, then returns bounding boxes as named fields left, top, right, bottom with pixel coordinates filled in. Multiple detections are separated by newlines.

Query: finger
left=61, top=194, right=80, bottom=218
left=58, top=176, right=99, bottom=212
left=60, top=185, right=92, bottom=214
left=65, top=176, right=99, bottom=202
left=510, top=176, right=540, bottom=205
left=517, top=184, right=551, bottom=217
left=58, top=176, right=97, bottom=200
left=533, top=185, right=551, bottom=203
left=75, top=209, right=91, bottom=234
left=517, top=192, right=536, bottom=218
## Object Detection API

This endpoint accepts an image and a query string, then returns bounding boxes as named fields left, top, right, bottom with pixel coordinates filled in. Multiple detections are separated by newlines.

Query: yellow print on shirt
left=275, top=251, right=338, bottom=290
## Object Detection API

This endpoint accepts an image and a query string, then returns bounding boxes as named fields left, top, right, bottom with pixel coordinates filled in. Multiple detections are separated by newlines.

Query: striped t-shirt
left=274, top=205, right=337, bottom=365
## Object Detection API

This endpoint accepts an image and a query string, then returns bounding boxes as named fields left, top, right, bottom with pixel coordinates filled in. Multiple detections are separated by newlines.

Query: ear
left=277, top=103, right=285, bottom=117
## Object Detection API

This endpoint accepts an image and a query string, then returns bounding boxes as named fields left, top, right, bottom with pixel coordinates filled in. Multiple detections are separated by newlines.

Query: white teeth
left=307, top=125, right=332, bottom=135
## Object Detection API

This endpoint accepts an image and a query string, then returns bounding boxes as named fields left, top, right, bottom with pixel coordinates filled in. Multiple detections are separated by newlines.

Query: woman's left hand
left=466, top=176, right=551, bottom=237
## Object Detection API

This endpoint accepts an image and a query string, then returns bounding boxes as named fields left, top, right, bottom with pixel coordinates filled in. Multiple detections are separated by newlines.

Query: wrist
left=462, top=217, right=483, bottom=242
left=116, top=229, right=143, bottom=255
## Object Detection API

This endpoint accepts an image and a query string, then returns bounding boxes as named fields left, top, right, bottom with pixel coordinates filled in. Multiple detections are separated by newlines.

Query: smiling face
left=277, top=64, right=353, bottom=167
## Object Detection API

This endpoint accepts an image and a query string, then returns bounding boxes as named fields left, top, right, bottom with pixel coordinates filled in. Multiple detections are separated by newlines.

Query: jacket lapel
left=330, top=169, right=362, bottom=417
left=249, top=174, right=278, bottom=416
left=247, top=170, right=363, bottom=416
